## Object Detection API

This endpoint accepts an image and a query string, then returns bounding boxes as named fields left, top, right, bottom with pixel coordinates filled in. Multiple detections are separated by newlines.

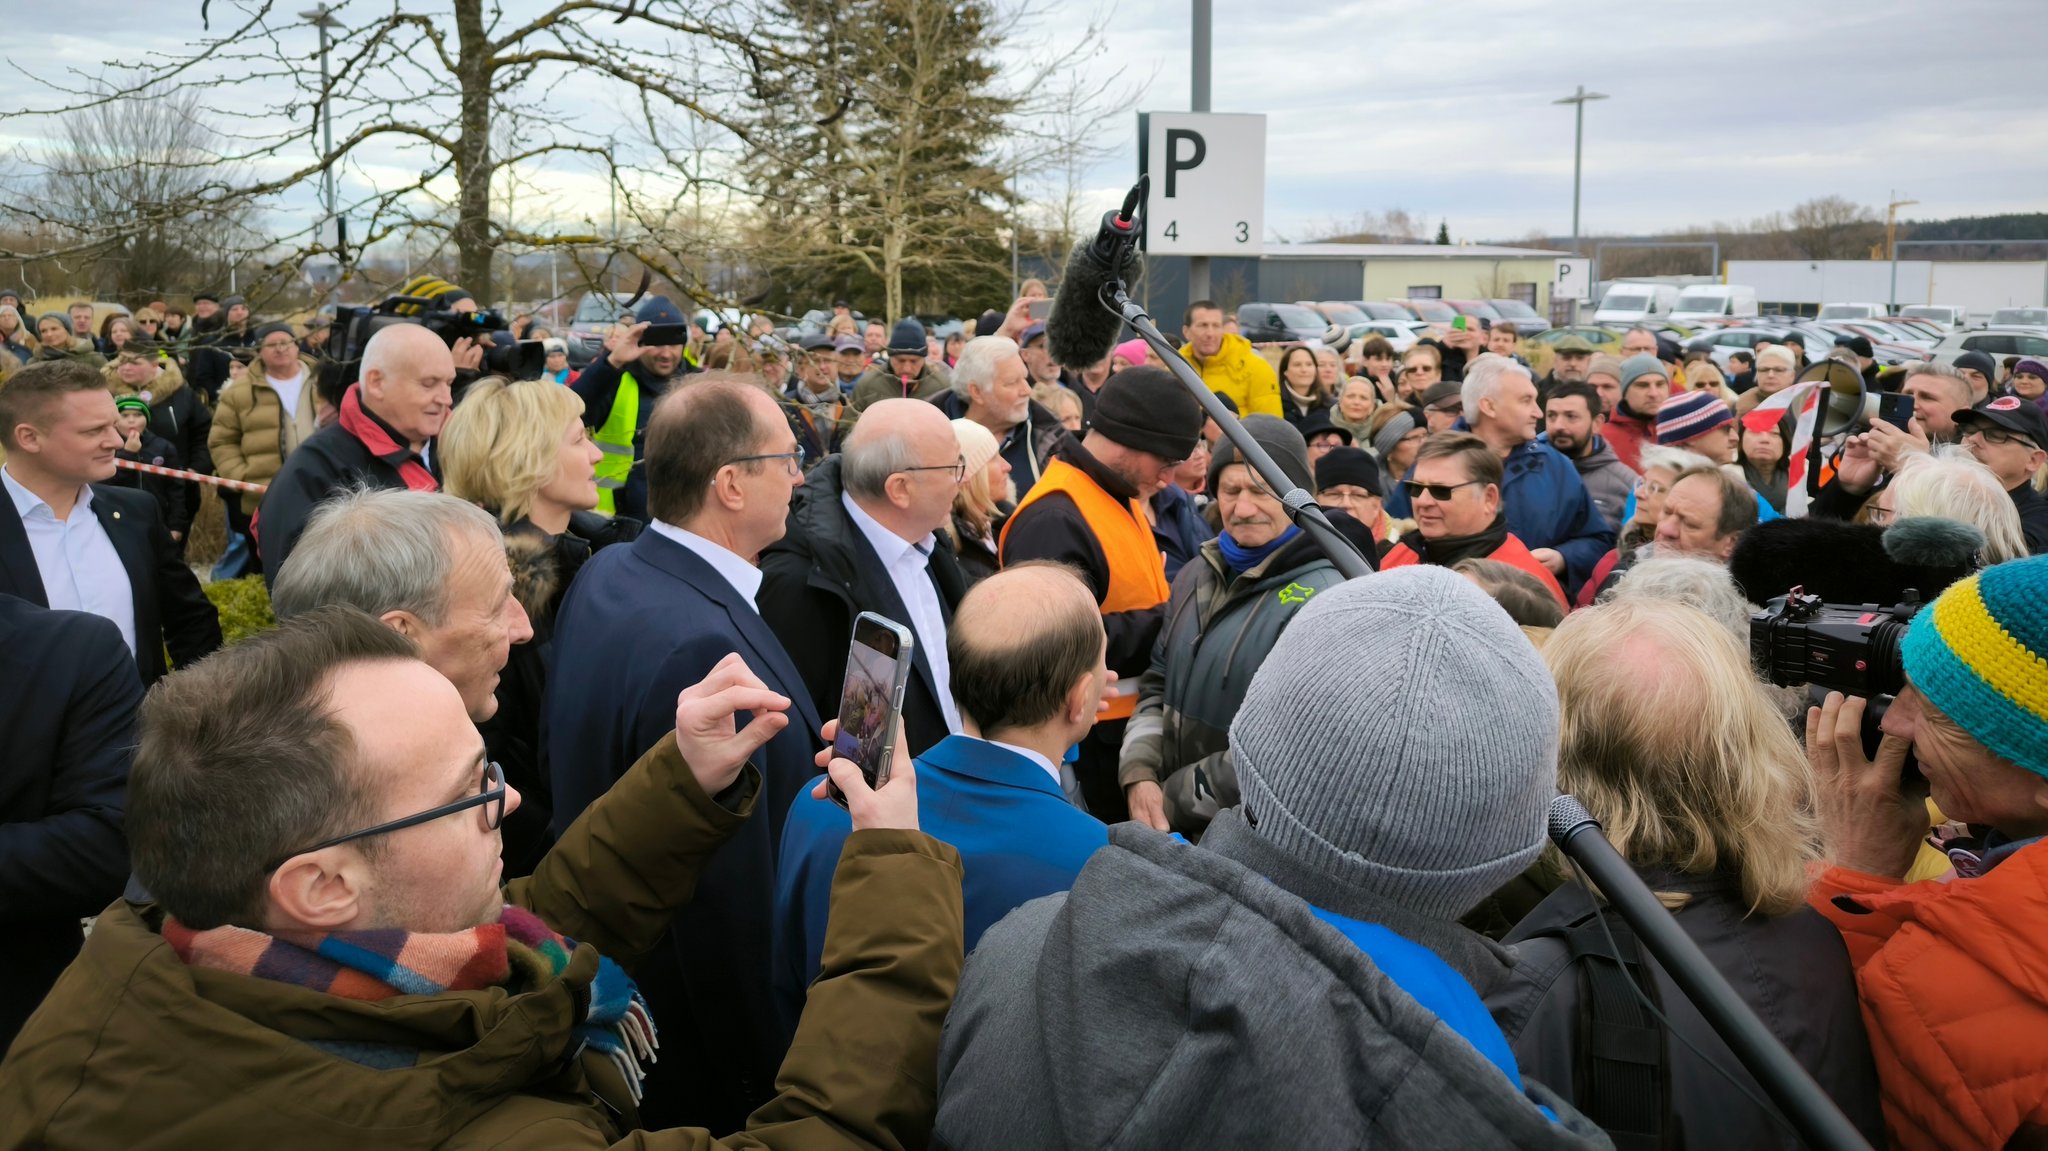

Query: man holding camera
left=1807, top=555, right=2048, bottom=1151
left=572, top=295, right=696, bottom=522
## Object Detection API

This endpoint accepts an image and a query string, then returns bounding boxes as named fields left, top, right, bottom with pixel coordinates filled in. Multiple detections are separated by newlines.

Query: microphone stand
left=1548, top=795, right=1873, bottom=1151
left=1104, top=285, right=1373, bottom=581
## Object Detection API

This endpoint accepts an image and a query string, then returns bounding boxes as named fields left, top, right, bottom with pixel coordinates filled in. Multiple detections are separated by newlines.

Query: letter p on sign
left=1140, top=111, right=1265, bottom=256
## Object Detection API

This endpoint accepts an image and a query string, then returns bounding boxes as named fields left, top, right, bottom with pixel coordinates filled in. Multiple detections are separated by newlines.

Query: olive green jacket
left=0, top=737, right=965, bottom=1150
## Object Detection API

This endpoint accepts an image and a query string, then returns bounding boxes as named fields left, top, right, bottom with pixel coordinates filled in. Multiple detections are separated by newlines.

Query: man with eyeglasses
left=0, top=604, right=965, bottom=1149
left=760, top=398, right=970, bottom=760
left=549, top=374, right=825, bottom=1132
left=1001, top=366, right=1204, bottom=821
left=1380, top=432, right=1568, bottom=610
left=1955, top=397, right=2048, bottom=554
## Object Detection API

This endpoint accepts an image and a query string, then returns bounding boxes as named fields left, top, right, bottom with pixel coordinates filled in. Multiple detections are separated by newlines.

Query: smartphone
left=1027, top=298, right=1054, bottom=321
left=828, top=612, right=915, bottom=808
left=1877, top=392, right=1915, bottom=431
left=640, top=322, right=690, bottom=346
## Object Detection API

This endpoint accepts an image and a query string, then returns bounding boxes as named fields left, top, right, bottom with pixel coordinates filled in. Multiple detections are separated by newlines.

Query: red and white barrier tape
left=113, top=457, right=268, bottom=494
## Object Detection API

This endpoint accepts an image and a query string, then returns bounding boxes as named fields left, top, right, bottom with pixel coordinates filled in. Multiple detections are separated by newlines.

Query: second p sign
left=1138, top=111, right=1266, bottom=257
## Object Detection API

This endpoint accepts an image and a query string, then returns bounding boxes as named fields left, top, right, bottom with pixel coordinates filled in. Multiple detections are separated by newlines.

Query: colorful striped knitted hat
left=1901, top=557, right=2048, bottom=777
left=1655, top=389, right=1734, bottom=445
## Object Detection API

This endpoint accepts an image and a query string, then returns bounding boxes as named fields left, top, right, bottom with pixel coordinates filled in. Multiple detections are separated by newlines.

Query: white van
left=1900, top=304, right=1967, bottom=331
left=1671, top=285, right=1759, bottom=322
left=1593, top=283, right=1680, bottom=325
left=1816, top=302, right=1888, bottom=321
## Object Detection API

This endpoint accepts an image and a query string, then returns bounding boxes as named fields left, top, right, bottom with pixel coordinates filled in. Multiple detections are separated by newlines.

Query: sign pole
left=1188, top=0, right=1212, bottom=305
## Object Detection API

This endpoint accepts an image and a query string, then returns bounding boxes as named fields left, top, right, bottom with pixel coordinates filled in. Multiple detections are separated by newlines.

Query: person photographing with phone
left=572, top=295, right=699, bottom=521
left=1805, top=554, right=2048, bottom=1151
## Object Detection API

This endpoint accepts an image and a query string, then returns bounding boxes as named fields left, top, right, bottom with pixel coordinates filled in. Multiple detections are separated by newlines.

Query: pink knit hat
left=1112, top=338, right=1150, bottom=369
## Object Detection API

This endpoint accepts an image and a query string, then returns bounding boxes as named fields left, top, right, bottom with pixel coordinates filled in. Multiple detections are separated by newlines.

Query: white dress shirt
left=988, top=739, right=1062, bottom=787
left=843, top=493, right=962, bottom=735
left=4, top=466, right=137, bottom=654
left=649, top=519, right=763, bottom=611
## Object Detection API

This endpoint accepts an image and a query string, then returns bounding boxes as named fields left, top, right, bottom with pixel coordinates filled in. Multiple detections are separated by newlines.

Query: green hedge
left=204, top=574, right=276, bottom=645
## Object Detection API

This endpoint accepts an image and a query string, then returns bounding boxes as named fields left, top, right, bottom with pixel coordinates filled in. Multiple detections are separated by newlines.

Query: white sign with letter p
left=1139, top=112, right=1266, bottom=257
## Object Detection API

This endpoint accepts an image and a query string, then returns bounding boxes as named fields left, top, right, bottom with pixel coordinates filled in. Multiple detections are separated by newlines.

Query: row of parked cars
left=1240, top=298, right=1555, bottom=352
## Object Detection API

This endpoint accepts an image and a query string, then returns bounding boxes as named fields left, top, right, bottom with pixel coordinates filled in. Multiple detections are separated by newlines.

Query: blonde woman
left=1330, top=377, right=1377, bottom=443
left=1033, top=382, right=1084, bottom=433
left=1487, top=598, right=1885, bottom=1147
left=1889, top=447, right=2030, bottom=565
left=944, top=416, right=1014, bottom=586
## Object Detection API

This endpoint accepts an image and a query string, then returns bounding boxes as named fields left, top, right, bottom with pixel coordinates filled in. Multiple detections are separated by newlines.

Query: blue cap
left=634, top=295, right=686, bottom=326
left=1021, top=321, right=1048, bottom=346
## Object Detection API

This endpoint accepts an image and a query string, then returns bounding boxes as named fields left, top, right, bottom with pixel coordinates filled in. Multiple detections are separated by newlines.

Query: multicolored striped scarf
left=164, top=904, right=657, bottom=1099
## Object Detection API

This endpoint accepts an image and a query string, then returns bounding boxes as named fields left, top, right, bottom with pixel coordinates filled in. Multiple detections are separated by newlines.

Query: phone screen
left=1027, top=298, right=1054, bottom=321
left=830, top=614, right=912, bottom=806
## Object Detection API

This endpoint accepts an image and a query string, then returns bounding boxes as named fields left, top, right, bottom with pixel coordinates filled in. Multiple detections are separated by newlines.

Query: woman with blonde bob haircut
left=1485, top=598, right=1885, bottom=1147
left=436, top=376, right=641, bottom=873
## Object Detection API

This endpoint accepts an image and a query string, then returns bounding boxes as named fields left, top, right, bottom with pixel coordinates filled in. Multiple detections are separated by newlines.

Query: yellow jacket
left=1180, top=333, right=1281, bottom=418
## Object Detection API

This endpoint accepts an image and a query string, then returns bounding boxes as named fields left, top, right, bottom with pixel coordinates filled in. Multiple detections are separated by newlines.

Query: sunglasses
left=1401, top=478, right=1484, bottom=500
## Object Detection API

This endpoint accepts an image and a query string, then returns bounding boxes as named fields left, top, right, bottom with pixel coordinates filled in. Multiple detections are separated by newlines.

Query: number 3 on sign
left=1235, top=221, right=1249, bottom=242
left=1163, top=221, right=1179, bottom=241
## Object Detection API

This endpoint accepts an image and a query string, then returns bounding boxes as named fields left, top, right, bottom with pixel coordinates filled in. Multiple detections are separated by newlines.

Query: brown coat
left=206, top=357, right=320, bottom=487
left=0, top=736, right=966, bottom=1150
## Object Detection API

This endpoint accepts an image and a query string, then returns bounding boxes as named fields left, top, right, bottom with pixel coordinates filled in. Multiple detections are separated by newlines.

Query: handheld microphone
left=1046, top=179, right=1146, bottom=370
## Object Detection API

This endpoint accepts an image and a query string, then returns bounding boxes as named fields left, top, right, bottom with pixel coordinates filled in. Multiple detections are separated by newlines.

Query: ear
left=1715, top=533, right=1740, bottom=562
left=267, top=851, right=368, bottom=931
left=885, top=471, right=915, bottom=509
left=1482, top=484, right=1502, bottom=513
left=709, top=464, right=747, bottom=512
left=1064, top=669, right=1098, bottom=726
left=380, top=609, right=424, bottom=640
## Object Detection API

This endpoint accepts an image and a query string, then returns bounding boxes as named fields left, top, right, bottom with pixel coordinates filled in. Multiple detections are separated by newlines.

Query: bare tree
left=1787, top=195, right=1880, bottom=260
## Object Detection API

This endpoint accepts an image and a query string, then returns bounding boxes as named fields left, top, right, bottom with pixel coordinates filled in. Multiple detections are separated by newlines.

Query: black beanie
left=1315, top=446, right=1382, bottom=497
left=1209, top=414, right=1312, bottom=495
left=887, top=318, right=928, bottom=356
left=1091, top=366, right=1203, bottom=461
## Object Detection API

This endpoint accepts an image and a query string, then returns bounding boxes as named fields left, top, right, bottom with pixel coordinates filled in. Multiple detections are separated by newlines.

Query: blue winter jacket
left=1383, top=437, right=1614, bottom=594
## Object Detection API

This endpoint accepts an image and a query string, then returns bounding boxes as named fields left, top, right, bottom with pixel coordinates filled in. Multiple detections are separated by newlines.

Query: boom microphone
left=1046, top=180, right=1146, bottom=370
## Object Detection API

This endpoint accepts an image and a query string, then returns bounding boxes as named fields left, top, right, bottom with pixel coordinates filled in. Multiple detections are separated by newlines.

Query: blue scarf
left=1216, top=525, right=1299, bottom=574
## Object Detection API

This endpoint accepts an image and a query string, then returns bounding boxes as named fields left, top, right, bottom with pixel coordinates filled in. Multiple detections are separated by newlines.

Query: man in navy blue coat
left=548, top=376, right=822, bottom=1134
left=773, top=563, right=1111, bottom=1033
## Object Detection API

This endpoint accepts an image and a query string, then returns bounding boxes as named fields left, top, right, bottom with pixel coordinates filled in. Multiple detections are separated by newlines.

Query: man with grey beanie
left=936, top=566, right=1608, bottom=1149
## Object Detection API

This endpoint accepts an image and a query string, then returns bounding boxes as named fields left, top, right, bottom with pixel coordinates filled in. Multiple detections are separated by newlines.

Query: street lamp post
left=1188, top=0, right=1212, bottom=302
left=301, top=5, right=343, bottom=222
left=1886, top=192, right=1919, bottom=311
left=1552, top=86, right=1608, bottom=259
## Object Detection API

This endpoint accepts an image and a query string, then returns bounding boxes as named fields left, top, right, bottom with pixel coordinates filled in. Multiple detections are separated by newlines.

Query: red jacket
left=1381, top=531, right=1569, bottom=610
left=1602, top=408, right=1653, bottom=472
left=1809, top=843, right=2048, bottom=1151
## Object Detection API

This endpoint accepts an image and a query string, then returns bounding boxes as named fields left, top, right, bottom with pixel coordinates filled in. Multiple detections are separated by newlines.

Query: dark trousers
left=1074, top=718, right=1129, bottom=822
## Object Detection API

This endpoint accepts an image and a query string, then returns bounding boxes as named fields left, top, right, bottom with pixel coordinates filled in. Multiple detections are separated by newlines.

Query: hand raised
left=674, top=652, right=791, bottom=796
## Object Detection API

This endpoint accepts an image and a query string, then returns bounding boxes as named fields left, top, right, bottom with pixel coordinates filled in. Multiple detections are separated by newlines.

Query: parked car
left=1838, top=319, right=1935, bottom=351
left=565, top=291, right=641, bottom=368
left=1300, top=301, right=1372, bottom=327
left=1486, top=298, right=1552, bottom=336
left=1342, top=300, right=1421, bottom=322
left=1237, top=302, right=1331, bottom=344
left=1671, top=284, right=1759, bottom=322
left=1930, top=327, right=2048, bottom=363
left=1816, top=302, right=1889, bottom=321
left=1683, top=326, right=1831, bottom=371
left=1887, top=316, right=1948, bottom=341
left=1593, top=283, right=1681, bottom=325
left=1796, top=322, right=1919, bottom=367
left=1390, top=298, right=1461, bottom=324
left=1444, top=299, right=1503, bottom=325
left=1353, top=319, right=1430, bottom=354
left=1530, top=325, right=1623, bottom=353
left=1990, top=307, right=2048, bottom=330
left=1898, top=304, right=1967, bottom=331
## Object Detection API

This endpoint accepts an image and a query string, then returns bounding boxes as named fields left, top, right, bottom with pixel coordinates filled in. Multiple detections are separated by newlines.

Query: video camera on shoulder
left=332, top=295, right=546, bottom=388
left=1751, top=589, right=1923, bottom=781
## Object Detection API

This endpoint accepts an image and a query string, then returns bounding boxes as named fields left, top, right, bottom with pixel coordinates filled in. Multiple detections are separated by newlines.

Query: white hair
left=1604, top=556, right=1756, bottom=643
left=1755, top=345, right=1795, bottom=369
left=1891, top=447, right=2030, bottom=565
left=1461, top=353, right=1533, bottom=425
left=1637, top=444, right=1716, bottom=478
left=950, top=335, right=1021, bottom=399
left=272, top=487, right=504, bottom=625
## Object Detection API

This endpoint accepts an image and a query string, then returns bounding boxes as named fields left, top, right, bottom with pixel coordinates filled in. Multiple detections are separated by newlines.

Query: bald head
left=359, top=323, right=456, bottom=448
left=842, top=397, right=963, bottom=538
left=948, top=563, right=1106, bottom=737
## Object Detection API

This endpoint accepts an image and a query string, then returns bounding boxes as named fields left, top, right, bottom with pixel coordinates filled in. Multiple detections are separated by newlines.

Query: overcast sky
left=6, top=0, right=2044, bottom=249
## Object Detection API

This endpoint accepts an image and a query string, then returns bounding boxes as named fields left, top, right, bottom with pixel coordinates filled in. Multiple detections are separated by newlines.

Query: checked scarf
left=164, top=904, right=658, bottom=1100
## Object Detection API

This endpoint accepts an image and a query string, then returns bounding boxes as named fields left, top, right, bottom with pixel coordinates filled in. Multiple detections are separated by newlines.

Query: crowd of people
left=2, top=271, right=2047, bottom=1151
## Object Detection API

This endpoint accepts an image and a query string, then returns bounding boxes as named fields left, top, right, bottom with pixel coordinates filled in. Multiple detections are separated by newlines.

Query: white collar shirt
left=842, top=493, right=962, bottom=735
left=648, top=519, right=763, bottom=611
left=3, top=466, right=137, bottom=653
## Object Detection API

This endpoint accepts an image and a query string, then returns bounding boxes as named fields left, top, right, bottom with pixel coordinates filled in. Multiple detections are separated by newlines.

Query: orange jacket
left=1808, top=843, right=2048, bottom=1151
left=1381, top=531, right=1569, bottom=611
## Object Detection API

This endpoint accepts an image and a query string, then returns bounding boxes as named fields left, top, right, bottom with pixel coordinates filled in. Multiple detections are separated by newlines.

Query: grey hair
left=840, top=419, right=924, bottom=502
left=1900, top=361, right=1974, bottom=406
left=1460, top=353, right=1533, bottom=425
left=1604, top=556, right=1756, bottom=643
left=272, top=487, right=504, bottom=625
left=950, top=335, right=1020, bottom=399
left=1891, top=446, right=2030, bottom=565
left=1636, top=444, right=1716, bottom=477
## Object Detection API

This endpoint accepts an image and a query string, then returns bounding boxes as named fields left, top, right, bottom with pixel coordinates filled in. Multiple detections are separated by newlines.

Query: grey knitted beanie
left=1208, top=413, right=1312, bottom=495
left=1229, top=564, right=1558, bottom=920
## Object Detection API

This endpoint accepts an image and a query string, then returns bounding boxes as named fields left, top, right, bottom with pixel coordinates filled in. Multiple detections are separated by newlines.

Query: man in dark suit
left=760, top=398, right=967, bottom=759
left=0, top=594, right=143, bottom=1053
left=0, top=360, right=221, bottom=686
left=548, top=374, right=823, bottom=1133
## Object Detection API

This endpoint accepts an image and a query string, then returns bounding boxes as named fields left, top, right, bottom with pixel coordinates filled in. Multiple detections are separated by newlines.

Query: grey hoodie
left=1553, top=433, right=1639, bottom=532
left=935, top=811, right=1613, bottom=1150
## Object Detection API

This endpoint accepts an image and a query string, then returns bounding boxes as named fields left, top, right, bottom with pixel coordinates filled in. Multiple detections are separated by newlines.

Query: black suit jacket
left=0, top=594, right=142, bottom=1053
left=758, top=456, right=967, bottom=759
left=547, top=529, right=823, bottom=1133
left=0, top=483, right=221, bottom=686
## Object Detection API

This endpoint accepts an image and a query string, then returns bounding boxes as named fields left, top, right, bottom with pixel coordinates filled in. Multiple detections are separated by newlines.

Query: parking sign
left=1138, top=112, right=1265, bottom=256
left=1554, top=258, right=1592, bottom=301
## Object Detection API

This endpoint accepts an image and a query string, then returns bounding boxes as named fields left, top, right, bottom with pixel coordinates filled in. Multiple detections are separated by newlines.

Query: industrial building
left=1136, top=243, right=1570, bottom=331
left=1722, top=260, right=2048, bottom=321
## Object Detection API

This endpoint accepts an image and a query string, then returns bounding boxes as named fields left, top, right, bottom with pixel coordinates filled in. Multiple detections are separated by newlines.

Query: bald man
left=760, top=397, right=971, bottom=758
left=773, top=561, right=1111, bottom=1032
left=258, top=324, right=459, bottom=584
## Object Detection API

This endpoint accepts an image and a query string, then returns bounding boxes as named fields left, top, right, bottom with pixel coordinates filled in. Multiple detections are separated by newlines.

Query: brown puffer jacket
left=207, top=357, right=321, bottom=487
left=0, top=735, right=966, bottom=1151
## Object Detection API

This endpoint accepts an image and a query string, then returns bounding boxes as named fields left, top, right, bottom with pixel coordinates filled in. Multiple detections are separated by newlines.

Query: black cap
left=1954, top=395, right=2048, bottom=452
left=1834, top=334, right=1875, bottom=359
left=1654, top=334, right=1681, bottom=363
left=1421, top=380, right=1463, bottom=412
left=253, top=322, right=296, bottom=344
left=1315, top=445, right=1382, bottom=497
left=193, top=292, right=219, bottom=304
left=1296, top=408, right=1353, bottom=446
left=1091, top=367, right=1203, bottom=461
left=887, top=318, right=928, bottom=356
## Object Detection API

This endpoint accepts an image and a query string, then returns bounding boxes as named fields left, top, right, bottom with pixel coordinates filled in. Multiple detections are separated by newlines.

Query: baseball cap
left=1020, top=321, right=1048, bottom=346
left=799, top=332, right=836, bottom=352
left=1422, top=381, right=1463, bottom=413
left=832, top=334, right=866, bottom=354
left=1954, top=395, right=2048, bottom=452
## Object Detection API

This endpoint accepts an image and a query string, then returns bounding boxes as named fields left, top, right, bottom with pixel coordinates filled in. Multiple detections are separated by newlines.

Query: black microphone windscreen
left=1046, top=239, right=1132, bottom=370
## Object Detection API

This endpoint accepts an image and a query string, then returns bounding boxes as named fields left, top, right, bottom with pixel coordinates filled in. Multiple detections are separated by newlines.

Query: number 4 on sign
left=1164, top=221, right=1179, bottom=241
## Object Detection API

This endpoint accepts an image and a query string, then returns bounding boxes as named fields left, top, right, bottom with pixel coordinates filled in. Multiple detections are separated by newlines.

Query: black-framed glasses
left=727, top=445, right=807, bottom=475
left=267, top=761, right=506, bottom=871
left=899, top=455, right=967, bottom=483
left=1401, top=478, right=1484, bottom=500
left=1969, top=426, right=2039, bottom=449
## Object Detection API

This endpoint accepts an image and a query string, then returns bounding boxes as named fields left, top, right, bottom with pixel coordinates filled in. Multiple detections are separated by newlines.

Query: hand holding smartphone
left=828, top=612, right=914, bottom=809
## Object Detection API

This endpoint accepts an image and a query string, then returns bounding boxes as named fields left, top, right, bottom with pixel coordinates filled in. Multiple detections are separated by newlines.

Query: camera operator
left=1806, top=555, right=2048, bottom=1151
left=258, top=323, right=479, bottom=585
left=572, top=295, right=696, bottom=522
